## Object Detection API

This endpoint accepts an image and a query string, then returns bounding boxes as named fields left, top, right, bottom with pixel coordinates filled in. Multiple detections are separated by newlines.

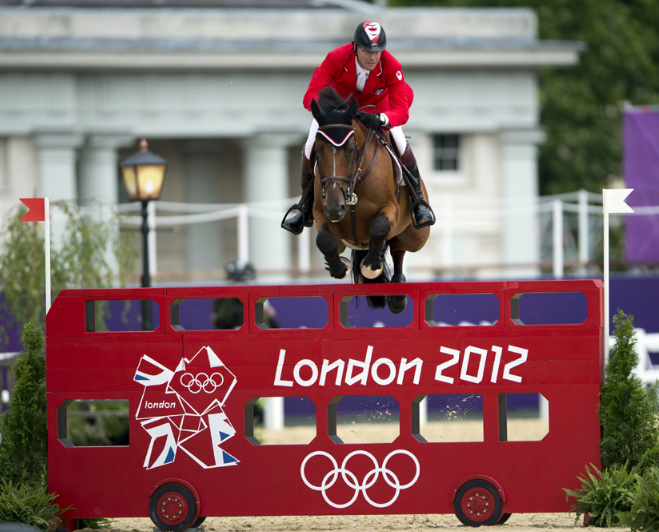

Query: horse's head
left=310, top=87, right=360, bottom=223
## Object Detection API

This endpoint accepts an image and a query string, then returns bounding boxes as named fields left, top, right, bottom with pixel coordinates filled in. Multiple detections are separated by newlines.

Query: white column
left=499, top=129, right=545, bottom=279
left=34, top=133, right=83, bottom=202
left=182, top=140, right=223, bottom=272
left=242, top=134, right=298, bottom=280
left=79, top=134, right=133, bottom=204
left=34, top=132, right=83, bottom=249
left=79, top=134, right=133, bottom=278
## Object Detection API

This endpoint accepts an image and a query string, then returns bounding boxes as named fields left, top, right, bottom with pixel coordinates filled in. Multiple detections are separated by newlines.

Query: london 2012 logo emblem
left=133, top=346, right=238, bottom=470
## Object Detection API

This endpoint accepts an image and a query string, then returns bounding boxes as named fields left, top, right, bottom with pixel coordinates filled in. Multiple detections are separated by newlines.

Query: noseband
left=316, top=124, right=359, bottom=206
left=315, top=123, right=377, bottom=207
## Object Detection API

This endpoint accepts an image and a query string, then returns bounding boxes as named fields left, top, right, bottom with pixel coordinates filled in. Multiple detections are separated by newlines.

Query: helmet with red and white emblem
left=353, top=21, right=387, bottom=52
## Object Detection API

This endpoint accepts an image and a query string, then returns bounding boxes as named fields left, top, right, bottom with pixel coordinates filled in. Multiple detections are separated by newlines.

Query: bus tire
left=191, top=517, right=206, bottom=529
left=496, top=512, right=512, bottom=525
left=150, top=483, right=198, bottom=532
left=454, top=479, right=503, bottom=527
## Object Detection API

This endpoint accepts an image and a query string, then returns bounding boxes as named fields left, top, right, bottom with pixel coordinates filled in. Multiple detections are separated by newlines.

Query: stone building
left=0, top=0, right=582, bottom=282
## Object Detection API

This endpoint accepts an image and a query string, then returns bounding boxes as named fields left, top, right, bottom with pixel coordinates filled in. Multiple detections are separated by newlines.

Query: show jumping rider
left=282, top=20, right=436, bottom=235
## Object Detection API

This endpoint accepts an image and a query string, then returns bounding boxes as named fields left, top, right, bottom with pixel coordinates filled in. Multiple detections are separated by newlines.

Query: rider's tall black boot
left=401, top=144, right=435, bottom=228
left=281, top=153, right=314, bottom=235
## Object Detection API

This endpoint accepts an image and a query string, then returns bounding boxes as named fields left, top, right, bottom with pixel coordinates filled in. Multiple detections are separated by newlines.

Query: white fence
left=118, top=189, right=659, bottom=281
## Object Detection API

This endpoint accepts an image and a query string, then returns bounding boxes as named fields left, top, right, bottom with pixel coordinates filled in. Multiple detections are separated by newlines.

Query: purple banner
left=623, top=110, right=659, bottom=262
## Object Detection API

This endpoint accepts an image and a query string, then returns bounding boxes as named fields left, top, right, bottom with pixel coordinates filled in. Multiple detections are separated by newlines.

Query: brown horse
left=310, top=87, right=431, bottom=313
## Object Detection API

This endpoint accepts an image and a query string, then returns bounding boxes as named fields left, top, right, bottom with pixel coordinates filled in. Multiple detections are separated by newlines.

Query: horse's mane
left=317, top=86, right=351, bottom=115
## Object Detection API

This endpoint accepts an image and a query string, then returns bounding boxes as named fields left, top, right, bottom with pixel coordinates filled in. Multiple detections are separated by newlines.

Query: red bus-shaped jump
left=47, top=280, right=603, bottom=529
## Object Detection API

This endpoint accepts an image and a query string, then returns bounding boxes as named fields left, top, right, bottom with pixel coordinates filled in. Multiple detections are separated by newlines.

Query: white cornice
left=0, top=48, right=581, bottom=70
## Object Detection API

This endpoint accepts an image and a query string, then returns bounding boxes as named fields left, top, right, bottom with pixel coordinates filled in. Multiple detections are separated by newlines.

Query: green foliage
left=600, top=310, right=659, bottom=470
left=565, top=463, right=637, bottom=527
left=0, top=479, right=68, bottom=532
left=78, top=518, right=113, bottom=529
left=0, top=322, right=47, bottom=485
left=388, top=0, right=659, bottom=194
left=623, top=466, right=659, bottom=531
left=0, top=201, right=138, bottom=347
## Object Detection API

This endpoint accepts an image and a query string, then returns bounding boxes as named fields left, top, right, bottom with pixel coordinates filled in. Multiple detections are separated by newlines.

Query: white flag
left=603, top=188, right=634, bottom=214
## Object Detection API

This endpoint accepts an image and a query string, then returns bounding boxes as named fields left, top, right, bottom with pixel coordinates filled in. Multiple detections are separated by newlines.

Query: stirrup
left=411, top=200, right=436, bottom=230
left=281, top=204, right=302, bottom=233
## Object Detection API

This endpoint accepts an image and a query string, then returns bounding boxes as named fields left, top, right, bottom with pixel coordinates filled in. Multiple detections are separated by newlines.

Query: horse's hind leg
left=316, top=224, right=350, bottom=280
left=361, top=213, right=391, bottom=280
left=387, top=237, right=407, bottom=314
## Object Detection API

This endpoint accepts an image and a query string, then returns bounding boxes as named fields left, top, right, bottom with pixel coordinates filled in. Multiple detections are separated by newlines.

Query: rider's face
left=355, top=45, right=382, bottom=71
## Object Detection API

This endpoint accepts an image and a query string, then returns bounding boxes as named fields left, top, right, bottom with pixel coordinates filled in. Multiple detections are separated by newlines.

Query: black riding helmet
left=353, top=21, right=387, bottom=52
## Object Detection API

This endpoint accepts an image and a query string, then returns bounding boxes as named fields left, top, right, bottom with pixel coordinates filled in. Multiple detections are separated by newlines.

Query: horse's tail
left=351, top=248, right=390, bottom=310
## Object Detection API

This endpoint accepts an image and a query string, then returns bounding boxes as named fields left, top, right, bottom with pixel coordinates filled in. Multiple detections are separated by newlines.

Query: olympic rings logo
left=300, top=449, right=420, bottom=509
left=179, top=372, right=224, bottom=394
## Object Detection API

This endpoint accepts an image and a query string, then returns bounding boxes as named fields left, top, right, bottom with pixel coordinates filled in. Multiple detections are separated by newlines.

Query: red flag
left=19, top=198, right=47, bottom=222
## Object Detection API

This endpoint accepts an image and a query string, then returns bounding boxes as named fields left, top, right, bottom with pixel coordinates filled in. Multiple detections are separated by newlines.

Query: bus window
left=86, top=300, right=159, bottom=332
left=245, top=396, right=316, bottom=445
left=330, top=395, right=399, bottom=443
left=413, top=394, right=484, bottom=443
left=58, top=399, right=129, bottom=447
left=511, top=292, right=588, bottom=325
left=339, top=296, right=413, bottom=328
left=171, top=298, right=244, bottom=331
left=498, top=392, right=549, bottom=442
left=256, top=297, right=328, bottom=329
left=425, top=293, right=499, bottom=327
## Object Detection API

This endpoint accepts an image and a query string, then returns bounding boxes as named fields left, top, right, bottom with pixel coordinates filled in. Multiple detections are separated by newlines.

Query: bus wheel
left=454, top=479, right=503, bottom=527
left=191, top=517, right=206, bottom=529
left=150, top=483, right=198, bottom=532
left=496, top=512, right=512, bottom=525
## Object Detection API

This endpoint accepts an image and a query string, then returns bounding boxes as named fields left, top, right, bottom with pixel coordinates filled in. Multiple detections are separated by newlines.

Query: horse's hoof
left=326, top=258, right=350, bottom=280
left=387, top=294, right=408, bottom=314
left=361, top=261, right=383, bottom=280
left=391, top=274, right=406, bottom=283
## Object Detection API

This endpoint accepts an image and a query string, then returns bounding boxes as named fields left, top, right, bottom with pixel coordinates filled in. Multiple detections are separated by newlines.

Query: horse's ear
left=347, top=97, right=358, bottom=120
left=310, top=98, right=324, bottom=124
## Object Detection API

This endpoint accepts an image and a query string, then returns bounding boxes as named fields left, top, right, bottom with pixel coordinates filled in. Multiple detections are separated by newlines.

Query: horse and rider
left=282, top=20, right=436, bottom=237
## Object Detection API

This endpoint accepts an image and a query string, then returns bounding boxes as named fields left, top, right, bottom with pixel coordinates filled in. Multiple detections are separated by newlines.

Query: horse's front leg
left=316, top=223, right=350, bottom=280
left=389, top=237, right=407, bottom=284
left=360, top=212, right=392, bottom=280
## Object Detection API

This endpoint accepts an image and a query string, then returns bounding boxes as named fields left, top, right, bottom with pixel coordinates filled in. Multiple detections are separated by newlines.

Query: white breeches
left=304, top=119, right=408, bottom=159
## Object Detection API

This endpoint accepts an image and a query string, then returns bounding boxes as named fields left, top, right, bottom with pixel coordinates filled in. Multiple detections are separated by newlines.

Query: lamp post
left=119, top=139, right=167, bottom=330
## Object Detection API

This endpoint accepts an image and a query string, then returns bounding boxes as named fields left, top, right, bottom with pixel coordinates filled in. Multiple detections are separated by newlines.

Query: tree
left=0, top=322, right=47, bottom=485
left=0, top=201, right=138, bottom=347
left=388, top=0, right=659, bottom=194
left=600, top=310, right=659, bottom=470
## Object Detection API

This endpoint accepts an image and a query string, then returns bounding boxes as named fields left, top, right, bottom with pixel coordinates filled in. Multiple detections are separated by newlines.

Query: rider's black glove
left=358, top=112, right=386, bottom=130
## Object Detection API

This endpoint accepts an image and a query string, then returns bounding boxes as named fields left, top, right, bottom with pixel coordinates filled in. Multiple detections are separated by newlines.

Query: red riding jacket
left=303, top=43, right=414, bottom=128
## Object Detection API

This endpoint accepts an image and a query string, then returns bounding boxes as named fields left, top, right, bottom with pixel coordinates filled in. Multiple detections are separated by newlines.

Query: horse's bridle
left=315, top=123, right=378, bottom=207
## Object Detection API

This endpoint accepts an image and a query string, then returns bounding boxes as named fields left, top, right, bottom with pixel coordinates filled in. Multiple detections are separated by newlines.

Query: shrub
left=599, top=310, right=659, bottom=470
left=0, top=480, right=67, bottom=532
left=623, top=466, right=659, bottom=532
left=565, top=462, right=637, bottom=527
